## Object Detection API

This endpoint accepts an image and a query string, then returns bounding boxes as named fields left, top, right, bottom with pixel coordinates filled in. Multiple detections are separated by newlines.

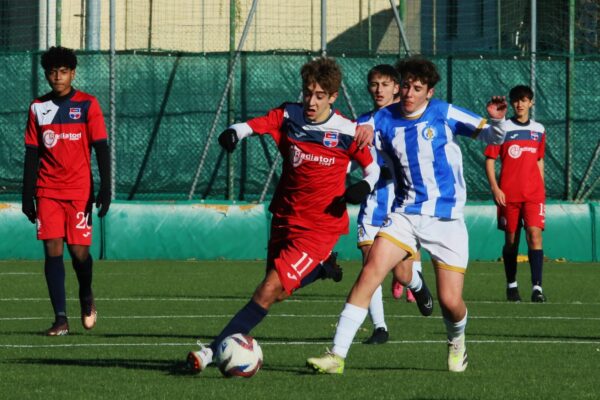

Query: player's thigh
left=376, top=212, right=419, bottom=259
left=36, top=197, right=67, bottom=241
left=523, top=201, right=545, bottom=231
left=434, top=266, right=465, bottom=311
left=65, top=199, right=92, bottom=246
left=499, top=202, right=523, bottom=233
left=269, top=228, right=338, bottom=295
left=419, top=216, right=469, bottom=272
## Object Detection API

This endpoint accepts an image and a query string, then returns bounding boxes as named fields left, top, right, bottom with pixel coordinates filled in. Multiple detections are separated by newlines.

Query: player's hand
left=342, top=180, right=371, bottom=205
left=354, top=124, right=374, bottom=149
left=218, top=128, right=238, bottom=153
left=95, top=186, right=112, bottom=218
left=21, top=196, right=36, bottom=224
left=487, top=96, right=508, bottom=119
left=492, top=187, right=506, bottom=207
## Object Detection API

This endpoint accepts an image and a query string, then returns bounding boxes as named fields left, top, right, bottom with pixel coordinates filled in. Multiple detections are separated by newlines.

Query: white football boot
left=187, top=341, right=214, bottom=374
left=447, top=334, right=468, bottom=372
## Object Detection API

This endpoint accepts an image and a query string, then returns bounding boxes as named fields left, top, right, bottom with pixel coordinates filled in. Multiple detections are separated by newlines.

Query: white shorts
left=357, top=222, right=380, bottom=248
left=376, top=212, right=469, bottom=272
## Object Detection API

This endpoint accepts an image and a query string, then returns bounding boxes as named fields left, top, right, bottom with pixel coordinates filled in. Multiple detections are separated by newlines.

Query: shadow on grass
left=8, top=357, right=222, bottom=378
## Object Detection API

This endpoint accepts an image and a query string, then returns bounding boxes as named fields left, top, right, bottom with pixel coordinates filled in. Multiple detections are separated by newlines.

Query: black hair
left=41, top=46, right=77, bottom=71
left=367, top=64, right=400, bottom=84
left=509, top=85, right=534, bottom=102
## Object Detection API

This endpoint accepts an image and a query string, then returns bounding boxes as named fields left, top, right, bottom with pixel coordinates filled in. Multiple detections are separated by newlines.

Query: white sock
left=444, top=309, right=468, bottom=341
left=413, top=261, right=422, bottom=273
left=533, top=284, right=543, bottom=292
left=508, top=281, right=518, bottom=289
left=368, top=285, right=387, bottom=330
left=407, top=269, right=423, bottom=292
left=332, top=303, right=368, bottom=358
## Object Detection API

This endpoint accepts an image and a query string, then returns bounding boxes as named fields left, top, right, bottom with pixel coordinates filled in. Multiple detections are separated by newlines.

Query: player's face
left=45, top=66, right=75, bottom=97
left=400, top=78, right=434, bottom=115
left=302, top=82, right=338, bottom=123
left=511, top=97, right=533, bottom=121
left=368, top=74, right=400, bottom=110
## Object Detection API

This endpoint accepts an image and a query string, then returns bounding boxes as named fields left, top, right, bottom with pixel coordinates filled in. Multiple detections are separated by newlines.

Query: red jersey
left=484, top=118, right=545, bottom=202
left=247, top=103, right=374, bottom=235
left=24, top=89, right=108, bottom=201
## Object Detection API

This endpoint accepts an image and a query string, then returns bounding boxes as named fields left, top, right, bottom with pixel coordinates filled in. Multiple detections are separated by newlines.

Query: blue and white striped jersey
left=356, top=111, right=396, bottom=226
left=373, top=99, right=491, bottom=219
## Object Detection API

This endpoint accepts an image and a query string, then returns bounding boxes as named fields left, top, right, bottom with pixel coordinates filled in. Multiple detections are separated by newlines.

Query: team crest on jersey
left=530, top=131, right=539, bottom=141
left=421, top=126, right=436, bottom=141
left=69, top=108, right=82, bottom=120
left=323, top=132, right=339, bottom=148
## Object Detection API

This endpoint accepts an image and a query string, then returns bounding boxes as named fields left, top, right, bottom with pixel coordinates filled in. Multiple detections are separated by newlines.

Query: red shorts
left=36, top=197, right=92, bottom=245
left=497, top=201, right=545, bottom=233
left=267, top=224, right=340, bottom=295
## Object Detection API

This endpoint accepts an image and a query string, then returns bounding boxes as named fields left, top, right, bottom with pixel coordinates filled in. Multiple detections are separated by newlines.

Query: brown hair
left=301, top=57, right=342, bottom=94
left=395, top=56, right=440, bottom=89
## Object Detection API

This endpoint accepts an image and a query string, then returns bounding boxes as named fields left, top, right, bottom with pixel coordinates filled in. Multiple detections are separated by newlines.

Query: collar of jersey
left=50, top=88, right=76, bottom=104
left=400, top=101, right=429, bottom=120
left=510, top=116, right=531, bottom=126
left=303, top=108, right=335, bottom=125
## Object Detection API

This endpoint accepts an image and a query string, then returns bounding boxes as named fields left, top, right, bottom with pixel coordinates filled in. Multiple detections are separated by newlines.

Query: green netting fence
left=1, top=51, right=598, bottom=202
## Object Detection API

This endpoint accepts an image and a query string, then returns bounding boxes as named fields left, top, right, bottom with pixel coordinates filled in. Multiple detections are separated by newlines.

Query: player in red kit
left=484, top=85, right=547, bottom=303
left=21, top=46, right=111, bottom=335
left=186, top=57, right=380, bottom=373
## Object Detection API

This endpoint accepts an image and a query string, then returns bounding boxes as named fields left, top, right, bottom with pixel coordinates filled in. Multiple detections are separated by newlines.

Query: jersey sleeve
left=538, top=131, right=546, bottom=160
left=446, top=104, right=487, bottom=138
left=246, top=105, right=285, bottom=144
left=24, top=103, right=39, bottom=148
left=484, top=143, right=500, bottom=159
left=88, top=97, right=108, bottom=143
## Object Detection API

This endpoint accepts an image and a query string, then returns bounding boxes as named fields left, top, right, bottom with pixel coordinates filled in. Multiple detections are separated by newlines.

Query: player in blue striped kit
left=356, top=64, right=421, bottom=345
left=308, top=56, right=508, bottom=373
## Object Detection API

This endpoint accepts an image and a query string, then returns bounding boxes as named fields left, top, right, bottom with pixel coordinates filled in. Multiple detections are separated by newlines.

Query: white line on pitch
left=1, top=314, right=599, bottom=321
left=0, top=297, right=598, bottom=306
left=1, top=339, right=599, bottom=349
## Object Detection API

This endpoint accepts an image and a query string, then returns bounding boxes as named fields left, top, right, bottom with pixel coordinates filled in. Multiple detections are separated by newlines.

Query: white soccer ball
left=216, top=333, right=263, bottom=378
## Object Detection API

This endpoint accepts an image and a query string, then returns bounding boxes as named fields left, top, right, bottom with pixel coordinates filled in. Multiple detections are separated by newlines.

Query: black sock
left=72, top=255, right=93, bottom=303
left=528, top=249, right=544, bottom=287
left=299, top=264, right=324, bottom=288
left=44, top=255, right=66, bottom=319
left=209, top=300, right=268, bottom=353
left=503, top=248, right=518, bottom=284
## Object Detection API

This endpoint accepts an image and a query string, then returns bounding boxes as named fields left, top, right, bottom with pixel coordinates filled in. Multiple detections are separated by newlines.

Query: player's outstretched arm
left=21, top=146, right=39, bottom=224
left=219, top=123, right=255, bottom=153
left=476, top=96, right=508, bottom=145
left=93, top=140, right=112, bottom=218
left=486, top=96, right=508, bottom=119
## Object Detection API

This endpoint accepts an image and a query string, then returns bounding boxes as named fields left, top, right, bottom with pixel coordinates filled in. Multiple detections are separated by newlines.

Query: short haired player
left=307, top=56, right=508, bottom=374
left=186, top=57, right=380, bottom=373
left=22, top=46, right=111, bottom=336
left=356, top=64, right=421, bottom=346
left=484, top=85, right=547, bottom=303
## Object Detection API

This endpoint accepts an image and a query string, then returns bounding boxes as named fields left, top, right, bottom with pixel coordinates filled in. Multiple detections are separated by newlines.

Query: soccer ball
left=216, top=333, right=263, bottom=378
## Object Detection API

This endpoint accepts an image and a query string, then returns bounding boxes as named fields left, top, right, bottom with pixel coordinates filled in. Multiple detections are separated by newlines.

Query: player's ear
left=328, top=91, right=339, bottom=105
left=426, top=87, right=435, bottom=100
